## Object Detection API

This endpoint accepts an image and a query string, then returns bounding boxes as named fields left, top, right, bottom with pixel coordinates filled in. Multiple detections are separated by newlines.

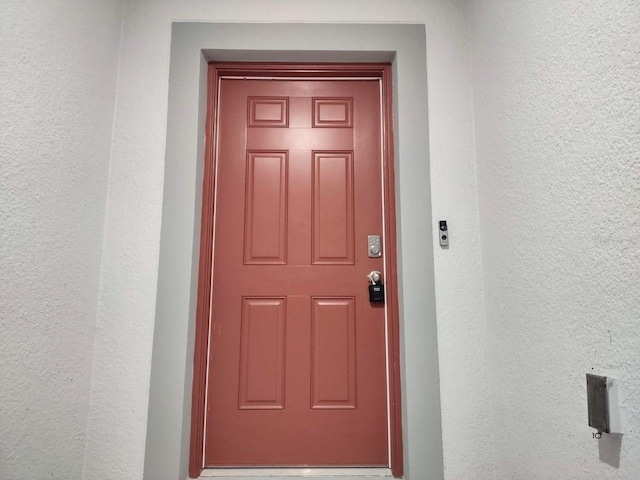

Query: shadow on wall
left=599, top=433, right=622, bottom=469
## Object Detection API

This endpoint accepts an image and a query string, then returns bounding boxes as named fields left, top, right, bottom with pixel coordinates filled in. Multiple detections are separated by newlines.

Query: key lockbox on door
left=368, top=271, right=385, bottom=303
left=369, top=283, right=385, bottom=303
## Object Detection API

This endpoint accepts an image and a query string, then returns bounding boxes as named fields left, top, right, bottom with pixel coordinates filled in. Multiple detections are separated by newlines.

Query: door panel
left=313, top=97, right=353, bottom=127
left=238, top=297, right=286, bottom=410
left=312, top=151, right=354, bottom=264
left=248, top=97, right=289, bottom=127
left=204, top=78, right=388, bottom=467
left=243, top=151, right=288, bottom=264
left=311, top=297, right=357, bottom=409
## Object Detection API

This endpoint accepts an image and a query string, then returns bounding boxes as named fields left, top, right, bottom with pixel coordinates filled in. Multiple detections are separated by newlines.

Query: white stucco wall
left=427, top=4, right=496, bottom=479
left=0, top=1, right=123, bottom=479
left=4, top=1, right=638, bottom=479
left=82, top=1, right=492, bottom=480
left=470, top=0, right=640, bottom=478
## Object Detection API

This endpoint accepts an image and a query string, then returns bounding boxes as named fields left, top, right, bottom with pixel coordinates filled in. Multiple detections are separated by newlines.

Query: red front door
left=204, top=77, right=389, bottom=467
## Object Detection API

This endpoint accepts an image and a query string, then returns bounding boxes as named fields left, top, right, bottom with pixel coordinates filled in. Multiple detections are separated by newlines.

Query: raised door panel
left=248, top=97, right=289, bottom=127
left=311, top=297, right=357, bottom=409
left=244, top=151, right=288, bottom=265
left=312, top=152, right=355, bottom=265
left=313, top=97, right=353, bottom=128
left=238, top=297, right=287, bottom=410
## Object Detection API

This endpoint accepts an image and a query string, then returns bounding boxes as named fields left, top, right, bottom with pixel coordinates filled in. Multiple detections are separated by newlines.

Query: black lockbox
left=369, top=283, right=385, bottom=303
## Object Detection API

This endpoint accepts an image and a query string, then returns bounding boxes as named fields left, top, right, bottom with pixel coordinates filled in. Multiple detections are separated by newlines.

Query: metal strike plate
left=368, top=235, right=382, bottom=258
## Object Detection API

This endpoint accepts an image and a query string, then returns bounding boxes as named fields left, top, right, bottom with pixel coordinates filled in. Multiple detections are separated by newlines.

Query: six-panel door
left=205, top=79, right=388, bottom=466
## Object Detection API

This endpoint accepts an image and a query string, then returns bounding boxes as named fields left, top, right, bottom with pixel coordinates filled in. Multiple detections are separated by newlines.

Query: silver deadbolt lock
left=368, top=235, right=382, bottom=258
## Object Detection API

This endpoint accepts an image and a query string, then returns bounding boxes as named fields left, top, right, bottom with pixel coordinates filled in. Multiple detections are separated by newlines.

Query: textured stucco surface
left=427, top=4, right=496, bottom=479
left=0, top=1, right=123, bottom=479
left=471, top=0, right=640, bottom=478
left=6, top=1, right=637, bottom=479
left=83, top=1, right=492, bottom=480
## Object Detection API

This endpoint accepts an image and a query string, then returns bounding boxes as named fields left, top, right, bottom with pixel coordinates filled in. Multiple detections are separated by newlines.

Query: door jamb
left=190, top=62, right=403, bottom=479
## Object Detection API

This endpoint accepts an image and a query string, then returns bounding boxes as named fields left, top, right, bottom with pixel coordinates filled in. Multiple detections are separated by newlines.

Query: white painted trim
left=378, top=78, right=392, bottom=468
left=199, top=467, right=392, bottom=478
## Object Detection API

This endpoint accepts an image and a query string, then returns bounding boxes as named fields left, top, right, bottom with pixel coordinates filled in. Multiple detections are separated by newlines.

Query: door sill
left=199, top=468, right=393, bottom=478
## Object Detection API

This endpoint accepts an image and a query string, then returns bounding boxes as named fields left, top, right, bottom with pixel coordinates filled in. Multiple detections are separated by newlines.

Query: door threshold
left=199, top=467, right=393, bottom=478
